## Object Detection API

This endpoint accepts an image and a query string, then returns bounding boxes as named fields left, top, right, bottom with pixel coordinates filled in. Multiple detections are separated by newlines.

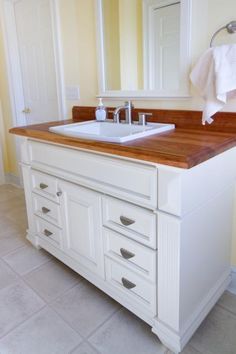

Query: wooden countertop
left=9, top=115, right=236, bottom=169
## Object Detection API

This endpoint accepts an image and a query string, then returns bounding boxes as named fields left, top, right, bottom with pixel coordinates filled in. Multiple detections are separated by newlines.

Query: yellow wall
left=0, top=0, right=236, bottom=262
left=58, top=0, right=98, bottom=115
left=0, top=12, right=17, bottom=175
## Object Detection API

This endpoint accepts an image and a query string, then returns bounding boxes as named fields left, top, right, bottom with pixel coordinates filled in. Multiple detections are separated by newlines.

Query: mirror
left=96, top=0, right=191, bottom=98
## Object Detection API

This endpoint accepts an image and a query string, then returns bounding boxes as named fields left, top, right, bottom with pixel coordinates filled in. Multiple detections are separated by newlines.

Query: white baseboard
left=228, top=267, right=236, bottom=295
left=5, top=173, right=22, bottom=187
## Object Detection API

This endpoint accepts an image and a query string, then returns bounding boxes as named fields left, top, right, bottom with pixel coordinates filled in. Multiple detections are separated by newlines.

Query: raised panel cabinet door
left=59, top=180, right=104, bottom=277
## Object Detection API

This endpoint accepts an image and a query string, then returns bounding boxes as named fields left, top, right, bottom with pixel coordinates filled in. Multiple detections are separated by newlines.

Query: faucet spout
left=113, top=101, right=133, bottom=125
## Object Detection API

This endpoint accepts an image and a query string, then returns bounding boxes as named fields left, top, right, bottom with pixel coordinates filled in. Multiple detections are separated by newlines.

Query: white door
left=59, top=180, right=104, bottom=277
left=0, top=101, right=5, bottom=184
left=152, top=2, right=180, bottom=91
left=5, top=0, right=64, bottom=125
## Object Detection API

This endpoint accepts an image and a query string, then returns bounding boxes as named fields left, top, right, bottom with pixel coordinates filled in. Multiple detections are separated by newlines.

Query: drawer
left=104, top=229, right=156, bottom=282
left=102, top=196, right=157, bottom=248
left=35, top=217, right=62, bottom=248
left=32, top=193, right=61, bottom=227
left=28, top=140, right=157, bottom=209
left=105, top=258, right=156, bottom=314
left=31, top=169, right=60, bottom=203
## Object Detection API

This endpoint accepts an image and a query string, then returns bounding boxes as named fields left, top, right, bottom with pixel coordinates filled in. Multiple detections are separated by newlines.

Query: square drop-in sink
left=49, top=120, right=175, bottom=143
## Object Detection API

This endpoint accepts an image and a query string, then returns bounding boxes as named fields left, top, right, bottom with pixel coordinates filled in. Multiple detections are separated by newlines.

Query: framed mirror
left=96, top=0, right=192, bottom=98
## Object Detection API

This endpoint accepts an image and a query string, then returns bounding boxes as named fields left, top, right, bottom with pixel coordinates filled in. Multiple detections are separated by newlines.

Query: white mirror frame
left=95, top=0, right=192, bottom=98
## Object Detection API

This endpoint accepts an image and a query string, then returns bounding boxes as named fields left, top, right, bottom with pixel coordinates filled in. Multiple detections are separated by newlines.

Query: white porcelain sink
left=49, top=120, right=175, bottom=143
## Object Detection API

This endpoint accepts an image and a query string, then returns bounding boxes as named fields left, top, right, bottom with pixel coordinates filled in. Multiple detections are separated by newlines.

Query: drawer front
left=105, top=258, right=156, bottom=314
left=35, top=217, right=62, bottom=248
left=104, top=229, right=156, bottom=282
left=103, top=196, right=157, bottom=248
left=32, top=193, right=61, bottom=227
left=28, top=140, right=157, bottom=209
left=31, top=169, right=60, bottom=203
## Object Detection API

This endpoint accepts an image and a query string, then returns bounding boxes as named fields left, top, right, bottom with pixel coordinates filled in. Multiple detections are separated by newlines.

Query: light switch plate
left=66, top=86, right=80, bottom=100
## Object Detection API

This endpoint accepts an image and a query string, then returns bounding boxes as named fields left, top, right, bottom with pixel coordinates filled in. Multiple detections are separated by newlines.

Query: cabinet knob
left=56, top=191, right=62, bottom=197
left=41, top=207, right=50, bottom=214
left=39, top=183, right=48, bottom=190
left=43, top=229, right=53, bottom=237
left=120, top=248, right=135, bottom=259
left=120, top=216, right=135, bottom=226
left=121, top=277, right=136, bottom=290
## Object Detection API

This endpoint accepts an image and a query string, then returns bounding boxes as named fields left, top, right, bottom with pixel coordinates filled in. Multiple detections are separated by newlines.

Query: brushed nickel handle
left=120, top=248, right=135, bottom=260
left=138, top=112, right=152, bottom=126
left=56, top=191, right=62, bottom=197
left=121, top=277, right=136, bottom=290
left=22, top=107, right=31, bottom=114
left=120, top=216, right=135, bottom=226
left=41, top=207, right=50, bottom=214
left=39, top=183, right=48, bottom=190
left=43, top=229, right=53, bottom=237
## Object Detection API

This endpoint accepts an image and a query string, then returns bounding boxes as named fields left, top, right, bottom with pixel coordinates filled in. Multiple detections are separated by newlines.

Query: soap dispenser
left=95, top=98, right=107, bottom=121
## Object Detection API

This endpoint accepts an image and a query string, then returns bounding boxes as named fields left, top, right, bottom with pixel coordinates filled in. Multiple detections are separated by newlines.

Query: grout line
left=0, top=244, right=28, bottom=259
left=69, top=339, right=101, bottom=354
left=0, top=303, right=48, bottom=341
left=86, top=306, right=124, bottom=340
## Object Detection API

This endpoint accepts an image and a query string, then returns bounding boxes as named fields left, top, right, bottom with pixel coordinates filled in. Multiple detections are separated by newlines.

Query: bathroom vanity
left=10, top=110, right=236, bottom=353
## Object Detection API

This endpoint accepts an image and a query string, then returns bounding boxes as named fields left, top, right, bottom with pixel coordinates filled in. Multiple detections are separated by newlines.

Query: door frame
left=0, top=0, right=66, bottom=179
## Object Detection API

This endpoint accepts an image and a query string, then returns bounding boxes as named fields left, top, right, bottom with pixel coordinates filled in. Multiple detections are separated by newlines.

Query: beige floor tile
left=0, top=235, right=26, bottom=257
left=165, top=344, right=201, bottom=354
left=24, top=259, right=82, bottom=302
left=0, top=281, right=45, bottom=338
left=217, top=290, right=236, bottom=315
left=0, top=307, right=82, bottom=354
left=0, top=185, right=24, bottom=202
left=189, top=305, right=236, bottom=354
left=71, top=341, right=100, bottom=354
left=52, top=280, right=121, bottom=337
left=0, top=260, right=18, bottom=290
left=0, top=217, right=25, bottom=237
left=3, top=244, right=52, bottom=275
left=89, top=308, right=166, bottom=354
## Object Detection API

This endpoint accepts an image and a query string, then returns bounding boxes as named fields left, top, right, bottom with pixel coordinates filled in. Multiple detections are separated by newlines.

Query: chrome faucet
left=113, top=101, right=133, bottom=125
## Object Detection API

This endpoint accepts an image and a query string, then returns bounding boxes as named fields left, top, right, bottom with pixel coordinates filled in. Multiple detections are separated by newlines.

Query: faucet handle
left=138, top=112, right=152, bottom=126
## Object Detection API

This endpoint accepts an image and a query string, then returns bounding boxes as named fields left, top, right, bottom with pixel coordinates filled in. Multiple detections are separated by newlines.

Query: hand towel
left=190, top=44, right=236, bottom=124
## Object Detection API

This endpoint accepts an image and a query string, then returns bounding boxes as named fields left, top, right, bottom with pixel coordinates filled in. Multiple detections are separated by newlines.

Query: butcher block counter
left=9, top=107, right=236, bottom=168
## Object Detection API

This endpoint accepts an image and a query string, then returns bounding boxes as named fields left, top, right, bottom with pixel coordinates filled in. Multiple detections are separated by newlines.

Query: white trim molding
left=228, top=267, right=236, bottom=295
left=96, top=0, right=192, bottom=98
left=5, top=173, right=21, bottom=187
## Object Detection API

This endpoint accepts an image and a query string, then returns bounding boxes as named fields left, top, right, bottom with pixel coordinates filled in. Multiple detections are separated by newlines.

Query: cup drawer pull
left=120, top=248, right=135, bottom=259
left=121, top=277, right=136, bottom=290
left=43, top=229, right=53, bottom=237
left=39, top=183, right=48, bottom=190
left=41, top=207, right=50, bottom=214
left=120, top=216, right=135, bottom=226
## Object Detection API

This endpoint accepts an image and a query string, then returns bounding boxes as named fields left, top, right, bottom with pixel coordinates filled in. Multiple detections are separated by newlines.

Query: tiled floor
left=0, top=184, right=236, bottom=354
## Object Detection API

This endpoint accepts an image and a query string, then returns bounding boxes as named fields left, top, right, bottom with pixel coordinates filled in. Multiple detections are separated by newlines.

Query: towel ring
left=210, top=21, right=236, bottom=47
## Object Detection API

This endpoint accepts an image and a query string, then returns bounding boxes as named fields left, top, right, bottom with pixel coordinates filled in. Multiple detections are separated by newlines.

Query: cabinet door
left=59, top=180, right=104, bottom=277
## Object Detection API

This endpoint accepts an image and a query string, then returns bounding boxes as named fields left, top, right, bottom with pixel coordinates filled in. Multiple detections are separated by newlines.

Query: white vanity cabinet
left=20, top=138, right=236, bottom=354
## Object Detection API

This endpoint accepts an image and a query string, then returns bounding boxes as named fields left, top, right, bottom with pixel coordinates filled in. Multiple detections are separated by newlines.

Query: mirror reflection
left=101, top=0, right=181, bottom=92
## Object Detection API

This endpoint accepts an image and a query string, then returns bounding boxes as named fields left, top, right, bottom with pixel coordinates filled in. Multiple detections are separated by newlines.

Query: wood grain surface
left=9, top=107, right=236, bottom=169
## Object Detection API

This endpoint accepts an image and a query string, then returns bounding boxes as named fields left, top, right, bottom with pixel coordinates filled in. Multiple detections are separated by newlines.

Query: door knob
left=22, top=108, right=31, bottom=114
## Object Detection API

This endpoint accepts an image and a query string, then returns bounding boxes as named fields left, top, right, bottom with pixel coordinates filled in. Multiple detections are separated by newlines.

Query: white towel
left=190, top=44, right=236, bottom=124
